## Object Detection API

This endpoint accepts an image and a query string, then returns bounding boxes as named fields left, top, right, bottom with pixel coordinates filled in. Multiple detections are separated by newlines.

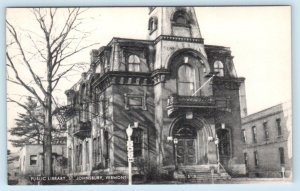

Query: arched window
left=177, top=64, right=195, bottom=96
left=95, top=63, right=101, bottom=73
left=173, top=10, right=189, bottom=25
left=148, top=17, right=158, bottom=32
left=173, top=125, right=197, bottom=139
left=128, top=55, right=140, bottom=72
left=214, top=61, right=224, bottom=77
left=132, top=128, right=143, bottom=157
left=80, top=85, right=86, bottom=120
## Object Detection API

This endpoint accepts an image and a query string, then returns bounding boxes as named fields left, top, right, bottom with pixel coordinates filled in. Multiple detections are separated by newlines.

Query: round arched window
left=173, top=11, right=189, bottom=25
left=214, top=60, right=224, bottom=77
left=148, top=17, right=158, bottom=32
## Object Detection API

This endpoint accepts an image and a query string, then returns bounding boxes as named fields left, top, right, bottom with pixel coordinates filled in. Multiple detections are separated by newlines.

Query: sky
left=6, top=7, right=291, bottom=151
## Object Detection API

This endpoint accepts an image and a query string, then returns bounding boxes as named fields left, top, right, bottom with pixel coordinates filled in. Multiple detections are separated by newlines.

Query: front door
left=174, top=124, right=197, bottom=165
left=176, top=139, right=196, bottom=165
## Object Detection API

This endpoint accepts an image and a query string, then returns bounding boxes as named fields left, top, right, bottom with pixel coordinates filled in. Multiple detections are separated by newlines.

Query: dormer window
left=214, top=60, right=224, bottom=77
left=128, top=55, right=140, bottom=72
left=148, top=17, right=158, bottom=32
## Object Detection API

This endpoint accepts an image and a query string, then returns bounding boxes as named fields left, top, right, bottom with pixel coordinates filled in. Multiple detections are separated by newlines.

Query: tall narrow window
left=94, top=95, right=99, bottom=115
left=254, top=151, right=259, bottom=167
left=102, top=99, right=109, bottom=125
left=242, top=129, right=246, bottom=143
left=276, top=118, right=282, bottom=137
left=80, top=85, right=86, bottom=121
left=80, top=103, right=84, bottom=121
left=103, top=131, right=109, bottom=167
left=76, top=145, right=79, bottom=167
left=95, top=63, right=101, bottom=73
left=68, top=148, right=72, bottom=171
left=128, top=55, right=140, bottom=72
left=86, top=141, right=89, bottom=165
left=148, top=17, right=158, bottom=32
left=214, top=61, right=224, bottom=77
left=103, top=56, right=110, bottom=72
left=97, top=136, right=101, bottom=162
left=93, top=138, right=96, bottom=167
left=217, top=129, right=231, bottom=156
left=244, top=153, right=248, bottom=168
left=263, top=122, right=269, bottom=140
left=252, top=126, right=257, bottom=143
left=132, top=128, right=143, bottom=157
left=86, top=103, right=89, bottom=120
left=177, top=64, right=195, bottom=96
left=279, top=147, right=285, bottom=165
left=79, top=144, right=82, bottom=166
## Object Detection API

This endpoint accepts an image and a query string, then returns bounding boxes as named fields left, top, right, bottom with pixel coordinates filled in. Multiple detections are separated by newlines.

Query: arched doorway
left=170, top=116, right=214, bottom=166
left=173, top=124, right=197, bottom=165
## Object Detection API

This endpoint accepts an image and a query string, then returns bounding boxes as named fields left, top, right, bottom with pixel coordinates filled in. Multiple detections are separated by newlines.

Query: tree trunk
left=43, top=63, right=53, bottom=176
left=43, top=95, right=53, bottom=176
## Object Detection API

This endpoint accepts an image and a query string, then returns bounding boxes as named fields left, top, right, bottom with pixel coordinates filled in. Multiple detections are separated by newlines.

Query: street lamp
left=173, top=138, right=178, bottom=171
left=207, top=136, right=214, bottom=165
left=126, top=123, right=136, bottom=185
left=126, top=125, right=133, bottom=141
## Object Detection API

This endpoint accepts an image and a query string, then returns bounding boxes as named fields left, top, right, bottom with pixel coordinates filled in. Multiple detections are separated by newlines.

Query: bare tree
left=6, top=8, right=98, bottom=176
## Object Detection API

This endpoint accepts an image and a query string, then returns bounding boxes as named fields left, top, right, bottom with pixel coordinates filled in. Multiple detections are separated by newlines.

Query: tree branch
left=7, top=98, right=44, bottom=126
left=6, top=52, right=46, bottom=107
left=6, top=21, right=48, bottom=97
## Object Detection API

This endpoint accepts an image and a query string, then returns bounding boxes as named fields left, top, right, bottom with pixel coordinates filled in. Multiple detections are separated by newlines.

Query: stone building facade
left=241, top=102, right=292, bottom=178
left=65, top=7, right=247, bottom=181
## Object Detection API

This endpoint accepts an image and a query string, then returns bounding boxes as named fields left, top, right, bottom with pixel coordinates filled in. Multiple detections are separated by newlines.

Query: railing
left=166, top=94, right=229, bottom=117
left=167, top=94, right=215, bottom=107
left=167, top=94, right=229, bottom=108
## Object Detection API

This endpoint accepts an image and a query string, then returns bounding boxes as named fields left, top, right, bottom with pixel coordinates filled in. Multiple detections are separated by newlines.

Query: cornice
left=92, top=71, right=153, bottom=92
left=154, top=35, right=204, bottom=45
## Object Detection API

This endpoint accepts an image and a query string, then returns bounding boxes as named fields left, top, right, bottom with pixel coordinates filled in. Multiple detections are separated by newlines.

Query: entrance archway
left=170, top=115, right=214, bottom=166
left=173, top=124, right=197, bottom=165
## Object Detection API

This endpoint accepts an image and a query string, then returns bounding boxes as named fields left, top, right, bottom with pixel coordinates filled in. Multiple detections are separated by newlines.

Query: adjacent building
left=19, top=139, right=67, bottom=177
left=64, top=7, right=247, bottom=182
left=242, top=102, right=292, bottom=178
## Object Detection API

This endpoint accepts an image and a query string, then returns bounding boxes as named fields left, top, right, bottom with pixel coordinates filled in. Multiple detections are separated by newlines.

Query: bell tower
left=147, top=7, right=207, bottom=70
left=147, top=7, right=202, bottom=40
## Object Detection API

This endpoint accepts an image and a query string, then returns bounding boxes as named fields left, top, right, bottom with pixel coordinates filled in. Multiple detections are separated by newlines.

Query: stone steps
left=174, top=165, right=231, bottom=183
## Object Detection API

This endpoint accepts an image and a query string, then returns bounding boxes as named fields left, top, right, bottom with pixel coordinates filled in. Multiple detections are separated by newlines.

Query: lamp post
left=126, top=124, right=133, bottom=185
left=173, top=138, right=178, bottom=171
left=207, top=136, right=214, bottom=165
left=214, top=136, right=220, bottom=174
left=126, top=122, right=138, bottom=185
